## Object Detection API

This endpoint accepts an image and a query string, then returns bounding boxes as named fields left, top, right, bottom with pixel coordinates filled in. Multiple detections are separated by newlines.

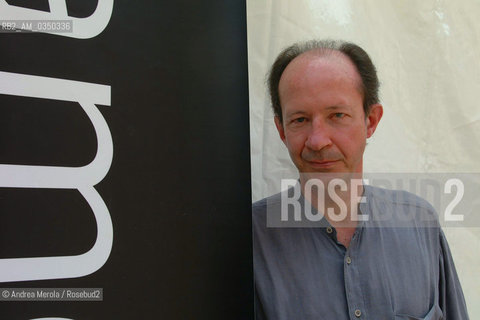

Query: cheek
left=284, top=132, right=306, bottom=154
left=333, top=129, right=366, bottom=155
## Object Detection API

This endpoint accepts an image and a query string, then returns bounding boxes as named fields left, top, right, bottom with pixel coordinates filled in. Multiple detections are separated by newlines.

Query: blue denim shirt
left=252, top=185, right=469, bottom=320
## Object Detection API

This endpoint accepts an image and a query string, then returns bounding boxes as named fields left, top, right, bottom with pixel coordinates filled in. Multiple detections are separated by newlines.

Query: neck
left=300, top=173, right=364, bottom=229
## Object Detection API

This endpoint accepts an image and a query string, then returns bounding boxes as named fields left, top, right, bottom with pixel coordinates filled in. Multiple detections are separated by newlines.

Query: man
left=252, top=40, right=469, bottom=319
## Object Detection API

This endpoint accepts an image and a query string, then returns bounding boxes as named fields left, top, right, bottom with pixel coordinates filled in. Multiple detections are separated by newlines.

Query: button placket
left=344, top=227, right=366, bottom=320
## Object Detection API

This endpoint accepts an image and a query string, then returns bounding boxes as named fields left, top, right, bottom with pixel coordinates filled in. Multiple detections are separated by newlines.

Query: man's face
left=275, top=52, right=382, bottom=176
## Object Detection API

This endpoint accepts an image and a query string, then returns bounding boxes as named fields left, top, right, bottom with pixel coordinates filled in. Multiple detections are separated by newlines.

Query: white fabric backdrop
left=247, top=0, right=480, bottom=314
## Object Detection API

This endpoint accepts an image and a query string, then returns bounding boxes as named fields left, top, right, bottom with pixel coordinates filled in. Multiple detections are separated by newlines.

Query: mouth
left=306, top=160, right=340, bottom=168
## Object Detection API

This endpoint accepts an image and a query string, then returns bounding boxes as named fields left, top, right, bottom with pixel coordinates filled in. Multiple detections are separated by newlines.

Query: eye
left=292, top=117, right=307, bottom=124
left=332, top=113, right=346, bottom=119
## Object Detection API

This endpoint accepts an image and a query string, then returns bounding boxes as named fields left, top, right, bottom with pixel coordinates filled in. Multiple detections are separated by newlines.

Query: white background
left=247, top=0, right=480, bottom=314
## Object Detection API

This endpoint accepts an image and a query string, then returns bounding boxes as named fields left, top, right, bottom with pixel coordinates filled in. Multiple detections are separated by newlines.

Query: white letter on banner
left=31, top=318, right=74, bottom=320
left=0, top=71, right=113, bottom=282
left=0, top=0, right=114, bottom=39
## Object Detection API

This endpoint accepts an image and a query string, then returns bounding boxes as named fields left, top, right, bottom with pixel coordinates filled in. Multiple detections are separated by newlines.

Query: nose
left=305, top=119, right=332, bottom=151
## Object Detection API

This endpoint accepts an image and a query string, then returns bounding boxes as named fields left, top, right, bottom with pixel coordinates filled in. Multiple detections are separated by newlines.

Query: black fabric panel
left=0, top=0, right=253, bottom=319
left=5, top=0, right=50, bottom=12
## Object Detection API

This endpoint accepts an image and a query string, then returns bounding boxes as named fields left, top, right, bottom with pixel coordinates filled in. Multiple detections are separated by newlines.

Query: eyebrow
left=286, top=105, right=350, bottom=118
left=286, top=111, right=307, bottom=118
left=325, top=105, right=350, bottom=111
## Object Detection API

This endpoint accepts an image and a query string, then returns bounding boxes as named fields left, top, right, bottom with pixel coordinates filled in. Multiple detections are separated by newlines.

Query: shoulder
left=364, top=185, right=443, bottom=259
left=252, top=188, right=303, bottom=237
left=364, top=185, right=440, bottom=228
left=252, top=190, right=284, bottom=225
left=365, top=184, right=437, bottom=212
left=252, top=191, right=283, bottom=212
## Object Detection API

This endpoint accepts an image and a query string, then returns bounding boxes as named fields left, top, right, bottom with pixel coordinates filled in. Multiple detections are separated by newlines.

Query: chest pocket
left=395, top=304, right=443, bottom=320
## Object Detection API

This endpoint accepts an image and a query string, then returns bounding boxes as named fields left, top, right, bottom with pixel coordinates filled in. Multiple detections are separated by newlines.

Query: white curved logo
left=0, top=0, right=114, bottom=39
left=0, top=71, right=113, bottom=282
left=31, top=318, right=74, bottom=320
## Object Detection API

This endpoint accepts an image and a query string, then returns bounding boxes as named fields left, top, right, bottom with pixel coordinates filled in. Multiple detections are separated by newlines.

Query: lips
left=306, top=160, right=340, bottom=168
left=302, top=150, right=344, bottom=169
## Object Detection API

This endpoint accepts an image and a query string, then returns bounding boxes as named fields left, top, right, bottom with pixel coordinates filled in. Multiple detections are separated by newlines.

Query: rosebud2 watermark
left=266, top=173, right=477, bottom=228
left=281, top=178, right=368, bottom=222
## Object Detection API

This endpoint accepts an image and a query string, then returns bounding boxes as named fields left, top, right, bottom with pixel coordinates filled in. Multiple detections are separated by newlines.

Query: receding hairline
left=268, top=39, right=380, bottom=122
left=278, top=48, right=365, bottom=105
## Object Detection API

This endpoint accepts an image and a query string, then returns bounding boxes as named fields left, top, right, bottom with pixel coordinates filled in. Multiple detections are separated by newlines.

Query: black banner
left=0, top=1, right=253, bottom=318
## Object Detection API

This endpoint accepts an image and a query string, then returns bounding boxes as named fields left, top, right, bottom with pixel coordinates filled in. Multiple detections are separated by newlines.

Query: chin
left=298, top=169, right=361, bottom=183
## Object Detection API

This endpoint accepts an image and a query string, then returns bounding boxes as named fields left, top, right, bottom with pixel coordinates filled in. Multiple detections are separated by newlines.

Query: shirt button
left=326, top=226, right=333, bottom=234
left=346, top=256, right=352, bottom=264
left=354, top=309, right=362, bottom=317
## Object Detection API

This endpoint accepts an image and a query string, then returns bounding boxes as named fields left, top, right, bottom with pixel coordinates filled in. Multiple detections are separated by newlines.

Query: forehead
left=278, top=51, right=363, bottom=106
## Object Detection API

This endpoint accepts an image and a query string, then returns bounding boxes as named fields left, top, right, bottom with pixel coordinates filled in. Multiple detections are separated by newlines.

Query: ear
left=274, top=116, right=287, bottom=144
left=365, top=104, right=383, bottom=138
